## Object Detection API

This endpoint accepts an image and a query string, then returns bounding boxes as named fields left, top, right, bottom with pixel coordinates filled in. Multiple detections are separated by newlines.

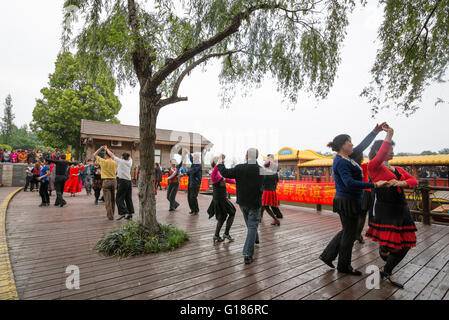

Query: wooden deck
left=4, top=188, right=449, bottom=300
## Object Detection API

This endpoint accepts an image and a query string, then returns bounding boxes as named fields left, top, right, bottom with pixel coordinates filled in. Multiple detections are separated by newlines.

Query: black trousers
left=167, top=182, right=179, bottom=210
left=54, top=175, right=67, bottom=206
left=215, top=211, right=235, bottom=237
left=39, top=180, right=50, bottom=204
left=321, top=214, right=359, bottom=271
left=356, top=210, right=368, bottom=240
left=94, top=187, right=101, bottom=200
left=31, top=175, right=40, bottom=191
left=187, top=185, right=200, bottom=213
left=116, top=179, right=134, bottom=216
left=24, top=176, right=33, bottom=190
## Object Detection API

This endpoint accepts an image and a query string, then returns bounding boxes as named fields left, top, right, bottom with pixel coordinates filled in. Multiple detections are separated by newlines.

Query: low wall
left=0, top=163, right=26, bottom=187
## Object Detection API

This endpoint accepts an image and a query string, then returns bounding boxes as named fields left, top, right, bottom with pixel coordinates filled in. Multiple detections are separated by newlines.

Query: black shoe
left=213, top=235, right=224, bottom=243
left=174, top=203, right=180, bottom=209
left=95, top=200, right=98, bottom=205
left=255, top=239, right=260, bottom=244
left=319, top=255, right=335, bottom=269
left=244, top=256, right=254, bottom=264
left=38, top=203, right=46, bottom=207
left=24, top=190, right=28, bottom=192
left=379, top=247, right=390, bottom=262
left=169, top=208, right=175, bottom=212
left=116, top=215, right=126, bottom=221
left=338, top=268, right=362, bottom=276
left=222, top=234, right=234, bottom=241
left=380, top=271, right=404, bottom=289
left=125, top=214, right=133, bottom=220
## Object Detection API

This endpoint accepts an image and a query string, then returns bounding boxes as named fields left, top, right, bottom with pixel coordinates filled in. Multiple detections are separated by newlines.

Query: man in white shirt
left=105, top=147, right=134, bottom=220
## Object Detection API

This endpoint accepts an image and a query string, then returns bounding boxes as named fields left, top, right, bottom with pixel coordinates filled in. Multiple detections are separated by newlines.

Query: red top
left=361, top=163, right=371, bottom=191
left=368, top=141, right=418, bottom=192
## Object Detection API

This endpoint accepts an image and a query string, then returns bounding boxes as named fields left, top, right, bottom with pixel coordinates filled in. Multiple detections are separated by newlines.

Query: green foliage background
left=32, top=52, right=122, bottom=154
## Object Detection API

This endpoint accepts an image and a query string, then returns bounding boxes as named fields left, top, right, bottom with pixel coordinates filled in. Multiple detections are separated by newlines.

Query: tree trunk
left=138, top=93, right=160, bottom=234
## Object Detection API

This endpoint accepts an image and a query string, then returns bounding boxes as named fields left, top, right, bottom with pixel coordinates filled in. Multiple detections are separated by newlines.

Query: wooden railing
left=407, top=183, right=449, bottom=226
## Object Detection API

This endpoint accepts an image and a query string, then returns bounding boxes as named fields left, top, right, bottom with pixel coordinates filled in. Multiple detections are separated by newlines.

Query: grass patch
left=96, top=221, right=189, bottom=258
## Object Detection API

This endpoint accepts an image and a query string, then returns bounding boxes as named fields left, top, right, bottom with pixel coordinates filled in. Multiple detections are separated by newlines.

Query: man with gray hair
left=186, top=152, right=202, bottom=215
left=217, top=148, right=264, bottom=265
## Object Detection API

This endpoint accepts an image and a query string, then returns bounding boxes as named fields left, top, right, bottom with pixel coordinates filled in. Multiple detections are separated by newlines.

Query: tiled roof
left=80, top=119, right=212, bottom=146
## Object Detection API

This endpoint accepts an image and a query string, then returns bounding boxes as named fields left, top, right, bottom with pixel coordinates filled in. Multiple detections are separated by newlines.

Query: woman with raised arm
left=207, top=156, right=236, bottom=243
left=366, top=124, right=418, bottom=289
left=319, top=124, right=389, bottom=275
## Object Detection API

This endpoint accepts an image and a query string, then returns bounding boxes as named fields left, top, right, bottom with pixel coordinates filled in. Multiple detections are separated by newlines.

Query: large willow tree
left=63, top=0, right=449, bottom=233
left=63, top=0, right=355, bottom=233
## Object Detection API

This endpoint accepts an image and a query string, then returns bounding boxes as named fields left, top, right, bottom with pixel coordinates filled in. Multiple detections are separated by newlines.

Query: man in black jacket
left=186, top=152, right=202, bottom=215
left=217, top=148, right=264, bottom=265
left=47, top=155, right=79, bottom=207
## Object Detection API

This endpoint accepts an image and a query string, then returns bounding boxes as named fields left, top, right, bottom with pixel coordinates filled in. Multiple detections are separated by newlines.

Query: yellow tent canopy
left=298, top=154, right=449, bottom=167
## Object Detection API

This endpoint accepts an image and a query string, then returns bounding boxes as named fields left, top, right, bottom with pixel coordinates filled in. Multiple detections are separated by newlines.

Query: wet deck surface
left=5, top=188, right=449, bottom=300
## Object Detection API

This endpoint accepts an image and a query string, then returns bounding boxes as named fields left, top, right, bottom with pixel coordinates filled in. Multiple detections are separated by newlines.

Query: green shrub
left=0, top=144, right=12, bottom=151
left=96, top=221, right=189, bottom=258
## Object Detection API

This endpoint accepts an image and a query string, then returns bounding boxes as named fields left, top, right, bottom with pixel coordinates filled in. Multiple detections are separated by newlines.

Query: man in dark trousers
left=47, top=155, right=78, bottom=207
left=186, top=152, right=202, bottom=215
left=217, top=148, right=264, bottom=265
left=104, top=147, right=134, bottom=220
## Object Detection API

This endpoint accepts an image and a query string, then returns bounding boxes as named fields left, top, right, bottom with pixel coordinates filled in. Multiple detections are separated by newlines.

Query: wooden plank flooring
left=5, top=188, right=449, bottom=300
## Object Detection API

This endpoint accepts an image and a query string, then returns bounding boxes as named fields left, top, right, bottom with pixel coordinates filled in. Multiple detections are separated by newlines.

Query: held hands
left=374, top=180, right=389, bottom=188
left=374, top=179, right=408, bottom=188
left=386, top=179, right=407, bottom=188
left=382, top=123, right=394, bottom=135
left=374, top=122, right=387, bottom=133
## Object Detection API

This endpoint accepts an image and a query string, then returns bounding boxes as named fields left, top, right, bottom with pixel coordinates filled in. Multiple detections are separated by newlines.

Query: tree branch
left=147, top=2, right=317, bottom=94
left=405, top=0, right=441, bottom=58
left=158, top=50, right=238, bottom=108
left=127, top=0, right=153, bottom=85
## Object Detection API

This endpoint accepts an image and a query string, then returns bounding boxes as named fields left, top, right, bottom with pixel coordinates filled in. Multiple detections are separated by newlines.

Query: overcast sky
left=1, top=1, right=448, bottom=163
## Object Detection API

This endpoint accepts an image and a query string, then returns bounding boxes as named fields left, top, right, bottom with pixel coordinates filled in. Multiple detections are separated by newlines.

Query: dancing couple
left=320, top=123, right=417, bottom=288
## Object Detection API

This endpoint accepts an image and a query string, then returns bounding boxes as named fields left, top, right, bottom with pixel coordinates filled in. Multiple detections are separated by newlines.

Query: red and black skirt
left=262, top=190, right=278, bottom=207
left=366, top=199, right=417, bottom=250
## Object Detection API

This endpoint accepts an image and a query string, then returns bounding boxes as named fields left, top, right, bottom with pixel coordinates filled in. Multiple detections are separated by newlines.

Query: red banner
left=161, top=175, right=209, bottom=191
left=226, top=180, right=336, bottom=205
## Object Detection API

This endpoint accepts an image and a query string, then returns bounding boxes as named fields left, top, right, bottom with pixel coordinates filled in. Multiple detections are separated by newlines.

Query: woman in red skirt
left=366, top=124, right=418, bottom=288
left=64, top=164, right=85, bottom=196
left=261, top=155, right=280, bottom=226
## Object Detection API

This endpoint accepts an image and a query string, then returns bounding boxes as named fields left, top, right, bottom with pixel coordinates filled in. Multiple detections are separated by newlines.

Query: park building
left=80, top=119, right=213, bottom=169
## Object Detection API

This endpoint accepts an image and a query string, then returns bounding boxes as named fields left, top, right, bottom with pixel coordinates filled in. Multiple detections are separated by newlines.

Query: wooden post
left=421, top=181, right=431, bottom=225
left=316, top=177, right=322, bottom=212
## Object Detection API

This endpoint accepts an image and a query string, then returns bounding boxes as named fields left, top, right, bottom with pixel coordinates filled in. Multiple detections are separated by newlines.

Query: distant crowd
left=1, top=148, right=73, bottom=164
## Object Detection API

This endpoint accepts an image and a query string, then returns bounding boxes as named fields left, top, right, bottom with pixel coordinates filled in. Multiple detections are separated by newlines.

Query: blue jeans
left=240, top=206, right=261, bottom=258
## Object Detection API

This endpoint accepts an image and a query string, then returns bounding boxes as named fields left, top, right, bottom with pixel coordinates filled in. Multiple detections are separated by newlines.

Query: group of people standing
left=3, top=148, right=71, bottom=163
left=320, top=123, right=417, bottom=288
left=23, top=146, right=135, bottom=221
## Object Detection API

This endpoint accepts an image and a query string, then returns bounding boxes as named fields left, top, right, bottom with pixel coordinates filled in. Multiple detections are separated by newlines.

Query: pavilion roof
left=298, top=154, right=449, bottom=167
